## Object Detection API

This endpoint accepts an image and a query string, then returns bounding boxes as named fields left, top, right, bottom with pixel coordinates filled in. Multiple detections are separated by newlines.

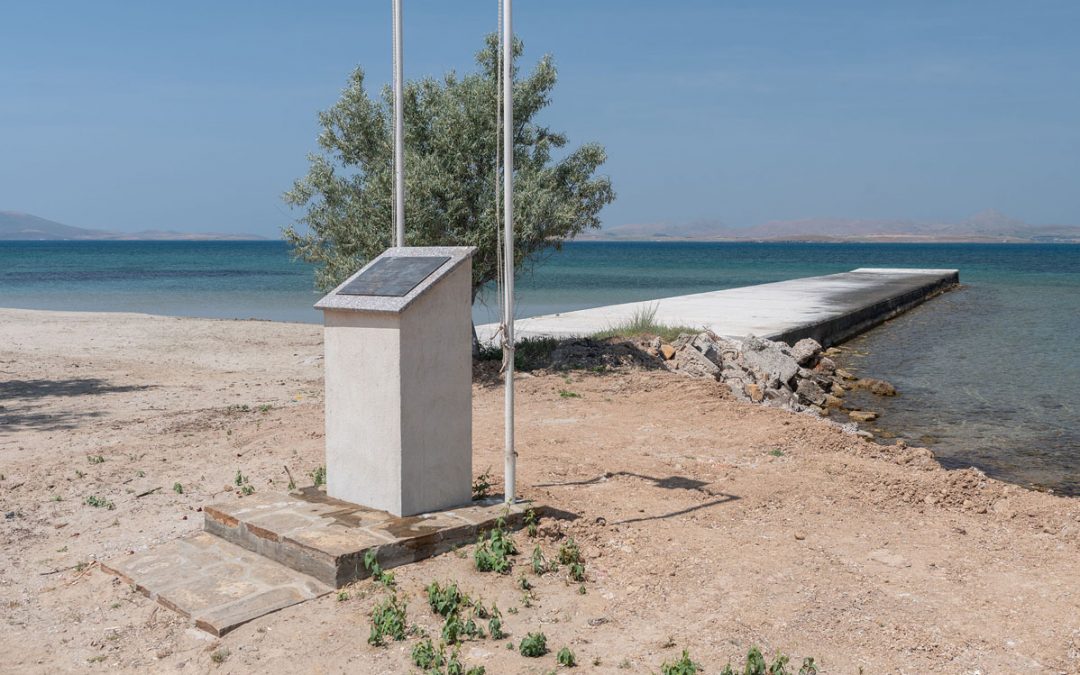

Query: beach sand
left=1, top=308, right=1077, bottom=673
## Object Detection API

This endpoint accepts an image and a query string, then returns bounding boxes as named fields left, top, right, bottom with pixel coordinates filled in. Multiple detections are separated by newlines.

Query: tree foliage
left=283, top=35, right=615, bottom=301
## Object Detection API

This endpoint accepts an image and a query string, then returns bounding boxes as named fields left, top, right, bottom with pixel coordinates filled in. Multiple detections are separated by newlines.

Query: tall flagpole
left=392, top=0, right=405, bottom=247
left=502, top=0, right=516, bottom=505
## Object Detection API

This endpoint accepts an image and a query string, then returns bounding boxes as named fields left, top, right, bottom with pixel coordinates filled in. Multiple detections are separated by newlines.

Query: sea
left=2, top=240, right=1078, bottom=495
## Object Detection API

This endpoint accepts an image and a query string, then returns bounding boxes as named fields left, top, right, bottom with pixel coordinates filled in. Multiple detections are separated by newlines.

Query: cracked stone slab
left=204, top=489, right=558, bottom=588
left=101, top=533, right=331, bottom=636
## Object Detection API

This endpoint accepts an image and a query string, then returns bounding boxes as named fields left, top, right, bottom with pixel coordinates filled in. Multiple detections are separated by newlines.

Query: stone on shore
left=854, top=378, right=898, bottom=396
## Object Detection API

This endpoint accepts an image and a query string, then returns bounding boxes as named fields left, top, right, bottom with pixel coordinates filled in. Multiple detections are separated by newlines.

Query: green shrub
left=519, top=632, right=548, bottom=657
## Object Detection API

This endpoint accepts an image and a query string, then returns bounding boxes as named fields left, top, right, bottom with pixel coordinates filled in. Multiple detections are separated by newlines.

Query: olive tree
left=283, top=35, right=615, bottom=338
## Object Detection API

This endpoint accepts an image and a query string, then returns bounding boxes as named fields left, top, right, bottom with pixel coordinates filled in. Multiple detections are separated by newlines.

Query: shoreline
left=1, top=308, right=1078, bottom=672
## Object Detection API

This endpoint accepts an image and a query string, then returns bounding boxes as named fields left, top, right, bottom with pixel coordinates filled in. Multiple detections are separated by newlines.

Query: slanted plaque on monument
left=315, top=247, right=476, bottom=517
left=337, top=256, right=451, bottom=297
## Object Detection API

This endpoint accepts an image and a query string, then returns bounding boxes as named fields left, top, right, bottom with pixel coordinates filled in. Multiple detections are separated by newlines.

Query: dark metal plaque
left=337, top=256, right=451, bottom=297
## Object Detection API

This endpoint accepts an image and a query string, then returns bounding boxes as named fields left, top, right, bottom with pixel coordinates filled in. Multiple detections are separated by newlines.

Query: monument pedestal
left=315, top=247, right=476, bottom=516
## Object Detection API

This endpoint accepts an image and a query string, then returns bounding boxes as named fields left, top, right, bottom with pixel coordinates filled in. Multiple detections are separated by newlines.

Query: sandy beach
left=2, top=307, right=1078, bottom=673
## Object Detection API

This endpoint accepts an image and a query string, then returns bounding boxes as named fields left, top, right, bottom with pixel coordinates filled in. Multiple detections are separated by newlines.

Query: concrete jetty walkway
left=479, top=268, right=959, bottom=348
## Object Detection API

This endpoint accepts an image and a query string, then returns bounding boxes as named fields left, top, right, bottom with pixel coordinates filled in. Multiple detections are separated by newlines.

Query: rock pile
left=650, top=332, right=887, bottom=417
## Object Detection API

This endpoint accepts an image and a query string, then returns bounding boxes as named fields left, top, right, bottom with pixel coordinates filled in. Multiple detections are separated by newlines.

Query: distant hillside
left=0, top=211, right=266, bottom=241
left=586, top=209, right=1080, bottom=243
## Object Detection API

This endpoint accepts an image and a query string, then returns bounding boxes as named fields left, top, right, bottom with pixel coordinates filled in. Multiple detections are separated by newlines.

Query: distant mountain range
left=584, top=209, right=1080, bottom=243
left=0, top=211, right=266, bottom=241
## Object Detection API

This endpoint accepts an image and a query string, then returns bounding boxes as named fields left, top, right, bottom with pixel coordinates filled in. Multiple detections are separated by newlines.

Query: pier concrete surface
left=478, top=268, right=959, bottom=347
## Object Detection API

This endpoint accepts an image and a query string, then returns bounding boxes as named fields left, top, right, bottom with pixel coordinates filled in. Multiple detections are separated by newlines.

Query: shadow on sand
left=0, top=378, right=153, bottom=433
left=536, top=470, right=739, bottom=525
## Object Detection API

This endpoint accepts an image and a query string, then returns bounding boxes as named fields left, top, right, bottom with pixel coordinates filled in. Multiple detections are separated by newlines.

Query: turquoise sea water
left=1, top=240, right=1078, bottom=494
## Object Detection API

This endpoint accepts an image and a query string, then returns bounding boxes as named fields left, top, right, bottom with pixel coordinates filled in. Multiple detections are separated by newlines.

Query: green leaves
left=284, top=34, right=616, bottom=305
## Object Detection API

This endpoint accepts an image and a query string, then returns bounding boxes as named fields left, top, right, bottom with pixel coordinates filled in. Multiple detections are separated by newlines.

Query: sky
left=2, top=1, right=1079, bottom=237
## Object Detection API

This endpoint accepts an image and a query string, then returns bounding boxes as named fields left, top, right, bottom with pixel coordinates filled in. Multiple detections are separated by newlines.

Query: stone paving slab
left=204, top=488, right=550, bottom=588
left=101, top=532, right=331, bottom=636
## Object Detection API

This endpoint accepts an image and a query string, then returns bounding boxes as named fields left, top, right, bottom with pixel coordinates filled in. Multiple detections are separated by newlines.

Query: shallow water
left=1, top=240, right=1077, bottom=494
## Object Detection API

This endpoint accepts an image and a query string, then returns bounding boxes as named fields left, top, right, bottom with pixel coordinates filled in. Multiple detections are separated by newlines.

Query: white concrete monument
left=315, top=246, right=476, bottom=517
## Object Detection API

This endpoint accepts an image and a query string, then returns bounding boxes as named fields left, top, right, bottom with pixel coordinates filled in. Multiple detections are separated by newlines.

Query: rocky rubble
left=652, top=332, right=893, bottom=417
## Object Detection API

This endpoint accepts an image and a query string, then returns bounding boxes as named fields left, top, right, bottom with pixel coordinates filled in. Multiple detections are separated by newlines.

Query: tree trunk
left=471, top=320, right=481, bottom=360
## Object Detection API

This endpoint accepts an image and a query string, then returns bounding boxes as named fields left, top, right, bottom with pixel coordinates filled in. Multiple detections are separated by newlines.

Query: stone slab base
left=204, top=488, right=539, bottom=588
left=101, top=532, right=331, bottom=636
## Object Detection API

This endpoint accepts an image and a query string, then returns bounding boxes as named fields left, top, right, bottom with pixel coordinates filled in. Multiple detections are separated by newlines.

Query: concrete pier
left=478, top=268, right=959, bottom=347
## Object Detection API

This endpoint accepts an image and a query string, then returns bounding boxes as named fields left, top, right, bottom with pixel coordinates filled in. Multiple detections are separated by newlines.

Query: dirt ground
left=1, top=308, right=1078, bottom=674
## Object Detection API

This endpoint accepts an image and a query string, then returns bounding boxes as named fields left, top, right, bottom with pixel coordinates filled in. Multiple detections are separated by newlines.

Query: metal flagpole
left=392, top=0, right=405, bottom=247
left=502, top=0, right=516, bottom=504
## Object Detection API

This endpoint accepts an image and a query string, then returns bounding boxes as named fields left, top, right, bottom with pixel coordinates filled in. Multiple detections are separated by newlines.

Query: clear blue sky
left=2, top=1, right=1078, bottom=236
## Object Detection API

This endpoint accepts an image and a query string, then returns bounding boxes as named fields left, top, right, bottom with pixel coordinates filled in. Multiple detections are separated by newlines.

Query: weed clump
left=661, top=649, right=701, bottom=675
left=589, top=304, right=699, bottom=342
left=558, top=537, right=586, bottom=581
left=234, top=470, right=254, bottom=495
left=84, top=495, right=115, bottom=510
left=363, top=550, right=395, bottom=588
left=524, top=508, right=539, bottom=537
left=426, top=581, right=466, bottom=617
left=471, top=468, right=493, bottom=500
left=557, top=646, right=577, bottom=667
left=474, top=518, right=517, bottom=574
left=367, top=593, right=408, bottom=646
left=209, top=647, right=230, bottom=664
left=309, top=465, right=325, bottom=487
left=519, top=631, right=548, bottom=657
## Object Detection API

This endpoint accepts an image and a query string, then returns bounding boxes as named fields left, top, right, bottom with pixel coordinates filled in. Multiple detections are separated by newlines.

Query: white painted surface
left=321, top=253, right=474, bottom=517
left=477, top=268, right=959, bottom=343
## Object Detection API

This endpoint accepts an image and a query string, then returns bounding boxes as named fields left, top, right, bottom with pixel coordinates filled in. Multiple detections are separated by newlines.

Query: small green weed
left=769, top=449, right=784, bottom=457
left=135, top=470, right=145, bottom=478
left=558, top=538, right=586, bottom=581
left=258, top=404, right=272, bottom=413
left=558, top=537, right=582, bottom=565
left=524, top=508, right=538, bottom=537
left=336, top=590, right=349, bottom=602
left=75, top=470, right=85, bottom=479
left=367, top=593, right=408, bottom=646
left=87, top=455, right=105, bottom=465
left=718, top=647, right=818, bottom=675
left=426, top=581, right=466, bottom=618
left=442, top=612, right=463, bottom=645
left=310, top=465, right=325, bottom=488
left=363, top=550, right=395, bottom=587
left=471, top=468, right=493, bottom=500
left=234, top=470, right=255, bottom=495
left=84, top=495, right=115, bottom=510
left=172, top=482, right=183, bottom=494
left=210, top=647, right=230, bottom=664
left=474, top=518, right=517, bottom=574
left=531, top=545, right=548, bottom=575
left=412, top=638, right=443, bottom=669
left=519, top=632, right=548, bottom=657
left=661, top=649, right=701, bottom=675
left=51, top=495, right=62, bottom=502
left=558, top=389, right=580, bottom=399
left=557, top=647, right=577, bottom=667
left=517, top=574, right=532, bottom=591
left=488, top=604, right=506, bottom=639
